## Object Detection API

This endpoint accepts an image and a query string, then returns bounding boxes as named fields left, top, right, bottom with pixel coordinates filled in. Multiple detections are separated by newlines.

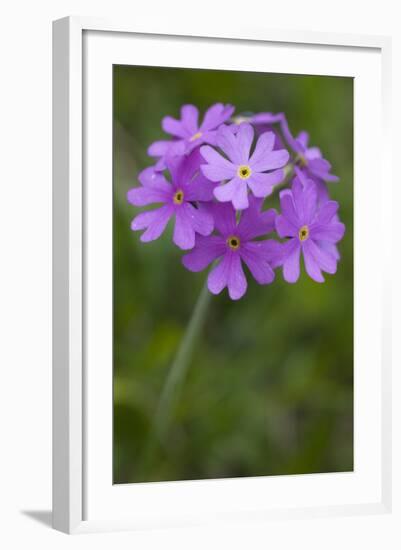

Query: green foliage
left=113, top=65, right=353, bottom=483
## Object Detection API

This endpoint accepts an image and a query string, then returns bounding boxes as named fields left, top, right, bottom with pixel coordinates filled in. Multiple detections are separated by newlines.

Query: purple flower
left=148, top=103, right=234, bottom=170
left=275, top=176, right=345, bottom=283
left=200, top=123, right=290, bottom=211
left=182, top=197, right=281, bottom=300
left=127, top=150, right=215, bottom=250
left=295, top=130, right=339, bottom=182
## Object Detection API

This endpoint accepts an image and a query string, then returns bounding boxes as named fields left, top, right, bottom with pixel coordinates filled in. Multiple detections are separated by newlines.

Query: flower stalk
left=139, top=281, right=211, bottom=476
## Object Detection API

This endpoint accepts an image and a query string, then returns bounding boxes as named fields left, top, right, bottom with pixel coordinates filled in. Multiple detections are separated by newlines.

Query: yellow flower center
left=298, top=225, right=309, bottom=242
left=237, top=165, right=252, bottom=180
left=227, top=235, right=241, bottom=250
left=189, top=131, right=203, bottom=142
left=298, top=154, right=308, bottom=167
left=173, top=189, right=184, bottom=205
left=233, top=115, right=250, bottom=125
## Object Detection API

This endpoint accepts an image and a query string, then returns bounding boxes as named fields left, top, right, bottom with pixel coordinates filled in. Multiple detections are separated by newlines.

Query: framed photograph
left=52, top=17, right=393, bottom=536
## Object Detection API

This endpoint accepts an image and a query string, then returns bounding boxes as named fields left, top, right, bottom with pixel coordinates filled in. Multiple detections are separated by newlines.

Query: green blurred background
left=113, top=66, right=353, bottom=484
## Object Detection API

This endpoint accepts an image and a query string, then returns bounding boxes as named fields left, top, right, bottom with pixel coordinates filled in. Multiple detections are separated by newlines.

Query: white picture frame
left=52, top=16, right=393, bottom=536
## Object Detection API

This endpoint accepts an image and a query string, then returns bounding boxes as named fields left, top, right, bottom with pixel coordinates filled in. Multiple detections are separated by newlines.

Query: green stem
left=138, top=282, right=211, bottom=477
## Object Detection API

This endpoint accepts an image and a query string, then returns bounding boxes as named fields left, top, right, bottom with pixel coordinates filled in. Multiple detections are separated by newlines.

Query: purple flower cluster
left=128, top=103, right=345, bottom=300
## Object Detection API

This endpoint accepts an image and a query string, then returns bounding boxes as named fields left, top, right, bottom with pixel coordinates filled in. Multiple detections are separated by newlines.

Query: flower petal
left=173, top=207, right=196, bottom=250
left=236, top=123, right=254, bottom=163
left=315, top=200, right=339, bottom=224
left=282, top=239, right=301, bottom=283
left=184, top=172, right=216, bottom=201
left=279, top=115, right=303, bottom=154
left=138, top=167, right=171, bottom=191
left=309, top=222, right=345, bottom=243
left=200, top=103, right=234, bottom=132
left=208, top=252, right=247, bottom=300
left=131, top=205, right=173, bottom=242
left=240, top=242, right=275, bottom=285
left=249, top=131, right=275, bottom=166
left=214, top=178, right=249, bottom=210
left=162, top=116, right=188, bottom=138
left=147, top=140, right=171, bottom=157
left=171, top=148, right=203, bottom=188
left=182, top=235, right=225, bottom=272
left=183, top=203, right=214, bottom=236
left=318, top=241, right=340, bottom=261
left=302, top=243, right=325, bottom=282
left=237, top=196, right=276, bottom=240
left=127, top=186, right=169, bottom=206
left=305, top=146, right=321, bottom=161
left=180, top=104, right=199, bottom=135
left=252, top=148, right=290, bottom=172
left=279, top=189, right=300, bottom=227
left=257, top=240, right=286, bottom=268
left=304, top=239, right=337, bottom=274
left=275, top=214, right=298, bottom=238
left=292, top=178, right=318, bottom=224
left=212, top=202, right=237, bottom=237
left=216, top=124, right=242, bottom=164
left=247, top=170, right=285, bottom=198
left=308, top=158, right=339, bottom=182
left=251, top=112, right=283, bottom=125
left=200, top=145, right=236, bottom=181
left=296, top=131, right=309, bottom=149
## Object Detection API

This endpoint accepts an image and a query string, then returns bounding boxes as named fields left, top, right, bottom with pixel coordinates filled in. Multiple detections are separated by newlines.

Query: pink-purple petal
left=173, top=207, right=196, bottom=250
left=279, top=189, right=300, bottom=227
left=240, top=242, right=275, bottom=285
left=200, top=145, right=236, bottom=181
left=207, top=253, right=231, bottom=296
left=214, top=178, right=249, bottom=210
left=249, top=131, right=275, bottom=166
left=131, top=205, right=173, bottom=242
left=296, top=131, right=309, bottom=149
left=252, top=148, right=289, bottom=172
left=315, top=200, right=339, bottom=224
left=183, top=203, right=214, bottom=236
left=127, top=186, right=169, bottom=206
left=247, top=170, right=284, bottom=198
left=237, top=196, right=276, bottom=240
left=200, top=103, right=234, bottom=132
left=212, top=202, right=237, bottom=237
left=138, top=167, right=171, bottom=191
left=184, top=172, right=216, bottom=202
left=292, top=178, right=318, bottom=224
left=275, top=214, right=298, bottom=238
left=207, top=252, right=247, bottom=300
left=310, top=222, right=345, bottom=243
left=303, top=239, right=337, bottom=274
left=236, top=123, right=254, bottom=163
left=180, top=104, right=199, bottom=135
left=182, top=235, right=225, bottom=272
left=302, top=243, right=325, bottom=282
left=172, top=148, right=203, bottom=188
left=257, top=240, right=286, bottom=269
left=147, top=140, right=171, bottom=157
left=216, top=124, right=242, bottom=164
left=162, top=116, right=188, bottom=138
left=282, top=239, right=301, bottom=283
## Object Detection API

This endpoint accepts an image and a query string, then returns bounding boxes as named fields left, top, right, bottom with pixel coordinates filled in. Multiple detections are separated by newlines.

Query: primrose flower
left=275, top=176, right=345, bottom=283
left=148, top=103, right=234, bottom=170
left=200, top=123, right=290, bottom=210
left=182, top=197, right=280, bottom=300
left=295, top=130, right=339, bottom=183
left=128, top=149, right=215, bottom=250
